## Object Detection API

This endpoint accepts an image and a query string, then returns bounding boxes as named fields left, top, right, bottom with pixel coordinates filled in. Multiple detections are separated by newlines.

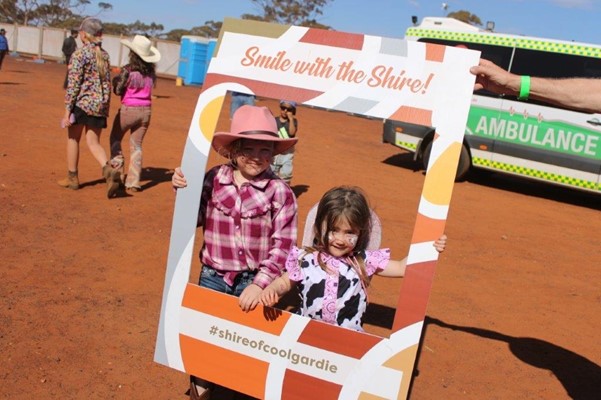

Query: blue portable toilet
left=178, top=36, right=217, bottom=86
left=206, top=39, right=217, bottom=78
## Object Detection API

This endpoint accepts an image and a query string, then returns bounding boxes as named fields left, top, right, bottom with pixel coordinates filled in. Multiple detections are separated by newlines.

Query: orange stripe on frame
left=389, top=106, right=433, bottom=127
left=282, top=369, right=342, bottom=399
left=297, top=319, right=383, bottom=359
left=299, top=29, right=364, bottom=50
left=182, top=284, right=291, bottom=335
left=391, top=260, right=437, bottom=331
left=424, top=43, right=446, bottom=62
left=180, top=334, right=268, bottom=398
left=411, top=214, right=446, bottom=243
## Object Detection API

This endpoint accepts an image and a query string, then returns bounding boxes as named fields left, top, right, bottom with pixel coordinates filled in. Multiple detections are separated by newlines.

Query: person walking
left=0, top=28, right=9, bottom=70
left=109, top=35, right=161, bottom=192
left=230, top=91, right=256, bottom=118
left=58, top=17, right=121, bottom=198
left=62, top=29, right=78, bottom=88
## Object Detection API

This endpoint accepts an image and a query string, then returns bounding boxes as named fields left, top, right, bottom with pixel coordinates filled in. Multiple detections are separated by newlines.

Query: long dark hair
left=308, top=186, right=373, bottom=287
left=128, top=51, right=156, bottom=80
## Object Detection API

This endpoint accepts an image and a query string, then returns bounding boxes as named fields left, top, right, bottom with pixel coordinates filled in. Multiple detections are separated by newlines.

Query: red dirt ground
left=1, top=55, right=600, bottom=400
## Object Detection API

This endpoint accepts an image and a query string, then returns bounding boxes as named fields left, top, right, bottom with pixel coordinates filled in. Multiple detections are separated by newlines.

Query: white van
left=383, top=17, right=601, bottom=194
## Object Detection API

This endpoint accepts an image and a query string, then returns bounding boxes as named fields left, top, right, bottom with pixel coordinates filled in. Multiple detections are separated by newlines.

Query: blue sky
left=103, top=0, right=600, bottom=45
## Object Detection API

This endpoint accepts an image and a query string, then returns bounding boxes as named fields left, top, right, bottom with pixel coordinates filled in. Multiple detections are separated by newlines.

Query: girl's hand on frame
left=171, top=167, right=187, bottom=193
left=239, top=284, right=263, bottom=312
left=434, top=234, right=447, bottom=253
left=260, top=286, right=280, bottom=307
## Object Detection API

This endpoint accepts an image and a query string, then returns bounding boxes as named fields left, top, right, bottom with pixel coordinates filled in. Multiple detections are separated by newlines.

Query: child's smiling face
left=327, top=217, right=359, bottom=258
left=235, top=139, right=274, bottom=179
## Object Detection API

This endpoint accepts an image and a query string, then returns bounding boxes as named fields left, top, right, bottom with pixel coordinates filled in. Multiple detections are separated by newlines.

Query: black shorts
left=72, top=105, right=107, bottom=129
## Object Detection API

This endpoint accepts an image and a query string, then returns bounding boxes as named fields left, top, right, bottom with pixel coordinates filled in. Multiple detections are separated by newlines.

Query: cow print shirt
left=286, top=246, right=390, bottom=331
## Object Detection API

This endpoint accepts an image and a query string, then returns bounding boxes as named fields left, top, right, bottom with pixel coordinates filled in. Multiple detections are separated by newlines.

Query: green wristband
left=518, top=75, right=530, bottom=100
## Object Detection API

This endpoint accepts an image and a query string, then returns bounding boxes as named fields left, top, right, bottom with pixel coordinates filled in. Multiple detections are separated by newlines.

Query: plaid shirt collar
left=218, top=164, right=277, bottom=190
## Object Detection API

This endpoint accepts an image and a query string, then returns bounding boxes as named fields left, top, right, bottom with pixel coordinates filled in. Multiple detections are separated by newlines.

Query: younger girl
left=58, top=17, right=121, bottom=198
left=172, top=105, right=298, bottom=400
left=109, top=35, right=161, bottom=192
left=260, top=185, right=447, bottom=332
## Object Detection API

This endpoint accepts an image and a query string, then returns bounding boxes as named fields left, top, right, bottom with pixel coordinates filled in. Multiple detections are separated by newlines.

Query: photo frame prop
left=155, top=18, right=479, bottom=399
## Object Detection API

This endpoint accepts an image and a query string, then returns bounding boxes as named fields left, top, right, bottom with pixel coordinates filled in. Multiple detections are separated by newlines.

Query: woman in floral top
left=58, top=17, right=121, bottom=198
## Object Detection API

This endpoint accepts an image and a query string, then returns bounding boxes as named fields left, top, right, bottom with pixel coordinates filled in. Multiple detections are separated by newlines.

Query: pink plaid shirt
left=199, top=164, right=297, bottom=289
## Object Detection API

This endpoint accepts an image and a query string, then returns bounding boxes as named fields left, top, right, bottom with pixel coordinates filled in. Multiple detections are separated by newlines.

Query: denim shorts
left=199, top=265, right=257, bottom=297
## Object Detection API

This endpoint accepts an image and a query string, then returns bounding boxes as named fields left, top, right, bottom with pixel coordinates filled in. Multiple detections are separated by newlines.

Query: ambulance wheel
left=422, top=141, right=471, bottom=181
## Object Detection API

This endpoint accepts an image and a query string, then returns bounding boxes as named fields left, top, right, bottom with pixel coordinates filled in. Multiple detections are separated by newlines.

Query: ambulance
left=383, top=17, right=601, bottom=194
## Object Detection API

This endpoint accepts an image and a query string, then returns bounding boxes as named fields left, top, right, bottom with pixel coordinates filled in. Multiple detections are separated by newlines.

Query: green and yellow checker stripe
left=472, top=157, right=600, bottom=191
left=406, top=28, right=601, bottom=58
left=395, top=140, right=417, bottom=151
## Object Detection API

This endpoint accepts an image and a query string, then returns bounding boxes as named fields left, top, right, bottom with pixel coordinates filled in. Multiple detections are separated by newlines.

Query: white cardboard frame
left=155, top=18, right=479, bottom=400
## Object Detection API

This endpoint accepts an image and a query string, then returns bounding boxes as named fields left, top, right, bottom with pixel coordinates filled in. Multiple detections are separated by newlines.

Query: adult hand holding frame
left=154, top=18, right=479, bottom=399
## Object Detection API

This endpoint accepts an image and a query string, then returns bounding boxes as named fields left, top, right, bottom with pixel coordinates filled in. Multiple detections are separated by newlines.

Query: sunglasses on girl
left=280, top=105, right=294, bottom=112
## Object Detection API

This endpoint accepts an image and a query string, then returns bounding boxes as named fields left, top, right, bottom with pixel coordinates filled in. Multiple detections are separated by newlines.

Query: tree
left=127, top=19, right=164, bottom=37
left=102, top=21, right=130, bottom=36
left=0, top=0, right=38, bottom=25
left=242, top=0, right=332, bottom=28
left=447, top=10, right=482, bottom=27
left=163, top=28, right=190, bottom=42
left=190, top=20, right=222, bottom=38
left=0, top=0, right=113, bottom=27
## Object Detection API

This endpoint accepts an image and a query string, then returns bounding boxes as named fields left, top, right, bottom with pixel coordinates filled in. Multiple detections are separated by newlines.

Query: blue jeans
left=230, top=92, right=256, bottom=118
left=271, top=151, right=294, bottom=183
left=200, top=265, right=257, bottom=297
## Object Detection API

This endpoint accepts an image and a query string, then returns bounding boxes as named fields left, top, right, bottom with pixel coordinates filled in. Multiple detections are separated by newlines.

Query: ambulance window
left=510, top=48, right=601, bottom=79
left=583, top=60, right=601, bottom=78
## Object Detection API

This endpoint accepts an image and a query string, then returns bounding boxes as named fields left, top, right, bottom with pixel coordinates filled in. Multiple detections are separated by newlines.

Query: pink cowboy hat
left=212, top=105, right=297, bottom=156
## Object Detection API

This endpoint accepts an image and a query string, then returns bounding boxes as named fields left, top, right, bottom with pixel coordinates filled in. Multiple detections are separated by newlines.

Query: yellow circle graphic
left=199, top=96, right=225, bottom=142
left=422, top=142, right=461, bottom=205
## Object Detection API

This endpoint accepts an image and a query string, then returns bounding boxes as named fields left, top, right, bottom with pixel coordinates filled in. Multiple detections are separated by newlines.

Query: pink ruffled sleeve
left=285, top=246, right=303, bottom=282
left=365, top=248, right=390, bottom=276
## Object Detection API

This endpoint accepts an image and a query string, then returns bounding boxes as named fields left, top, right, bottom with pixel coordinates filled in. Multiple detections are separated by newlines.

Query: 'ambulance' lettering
left=475, top=116, right=599, bottom=157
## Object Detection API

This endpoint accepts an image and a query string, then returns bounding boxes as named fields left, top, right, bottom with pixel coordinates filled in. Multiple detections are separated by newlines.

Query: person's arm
left=63, top=51, right=83, bottom=126
left=377, top=234, right=447, bottom=278
left=112, top=66, right=130, bottom=96
left=252, top=188, right=298, bottom=289
left=471, top=59, right=601, bottom=113
left=287, top=113, right=297, bottom=137
left=239, top=188, right=297, bottom=311
left=171, top=166, right=187, bottom=189
left=260, top=273, right=293, bottom=306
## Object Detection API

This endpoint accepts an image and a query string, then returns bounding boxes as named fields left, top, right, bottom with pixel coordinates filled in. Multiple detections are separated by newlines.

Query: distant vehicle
left=383, top=17, right=601, bottom=194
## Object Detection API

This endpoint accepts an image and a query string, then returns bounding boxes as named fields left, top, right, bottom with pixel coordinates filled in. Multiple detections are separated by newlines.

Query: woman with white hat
left=109, top=34, right=161, bottom=192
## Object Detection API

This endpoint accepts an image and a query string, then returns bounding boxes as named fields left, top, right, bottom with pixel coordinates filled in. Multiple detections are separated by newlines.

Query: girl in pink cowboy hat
left=109, top=34, right=161, bottom=192
left=172, top=105, right=298, bottom=400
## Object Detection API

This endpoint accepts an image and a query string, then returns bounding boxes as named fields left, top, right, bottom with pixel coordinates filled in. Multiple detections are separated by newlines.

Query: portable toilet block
left=177, top=36, right=216, bottom=86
